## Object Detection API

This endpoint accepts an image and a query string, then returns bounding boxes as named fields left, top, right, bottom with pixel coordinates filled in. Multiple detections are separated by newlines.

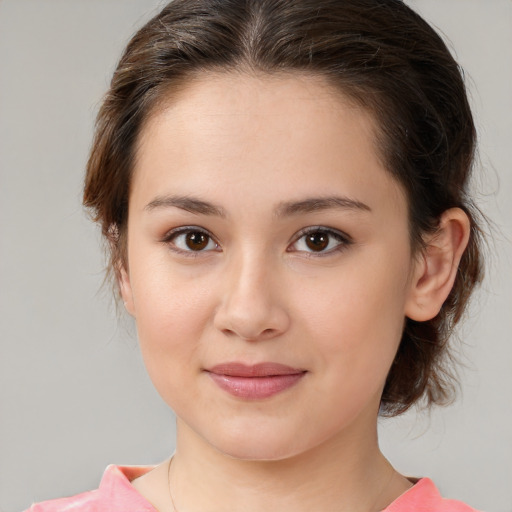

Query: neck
left=168, top=418, right=407, bottom=512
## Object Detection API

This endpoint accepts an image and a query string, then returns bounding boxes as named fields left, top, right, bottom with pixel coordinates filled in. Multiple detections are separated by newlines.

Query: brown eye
left=166, top=228, right=218, bottom=253
left=185, top=232, right=210, bottom=251
left=289, top=227, right=351, bottom=255
left=305, top=232, right=329, bottom=252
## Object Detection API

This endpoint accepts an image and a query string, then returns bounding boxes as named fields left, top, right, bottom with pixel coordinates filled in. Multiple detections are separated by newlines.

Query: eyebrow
left=144, top=194, right=371, bottom=217
left=145, top=195, right=227, bottom=217
left=275, top=196, right=371, bottom=217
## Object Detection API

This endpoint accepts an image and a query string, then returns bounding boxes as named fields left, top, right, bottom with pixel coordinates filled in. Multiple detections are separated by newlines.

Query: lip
left=206, top=362, right=307, bottom=399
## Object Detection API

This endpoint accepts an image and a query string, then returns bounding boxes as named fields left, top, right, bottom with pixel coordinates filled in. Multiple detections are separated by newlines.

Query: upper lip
left=206, top=362, right=306, bottom=377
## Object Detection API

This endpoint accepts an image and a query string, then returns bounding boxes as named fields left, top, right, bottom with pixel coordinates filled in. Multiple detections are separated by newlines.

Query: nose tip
left=215, top=297, right=290, bottom=341
left=213, top=264, right=290, bottom=341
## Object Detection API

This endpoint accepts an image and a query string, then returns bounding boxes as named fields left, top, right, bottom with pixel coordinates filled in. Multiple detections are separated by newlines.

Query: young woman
left=26, top=0, right=485, bottom=510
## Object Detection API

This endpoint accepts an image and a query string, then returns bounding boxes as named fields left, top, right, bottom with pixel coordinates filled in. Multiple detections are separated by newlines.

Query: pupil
left=186, top=232, right=208, bottom=250
left=306, top=232, right=329, bottom=251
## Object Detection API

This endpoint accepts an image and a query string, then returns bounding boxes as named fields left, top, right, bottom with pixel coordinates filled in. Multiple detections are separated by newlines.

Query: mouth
left=205, top=362, right=307, bottom=399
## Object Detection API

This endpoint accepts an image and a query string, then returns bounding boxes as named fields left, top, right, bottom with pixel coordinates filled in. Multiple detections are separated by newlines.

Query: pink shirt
left=25, top=465, right=479, bottom=511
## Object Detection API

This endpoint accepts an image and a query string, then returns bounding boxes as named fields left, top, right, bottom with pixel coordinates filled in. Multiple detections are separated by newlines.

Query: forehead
left=132, top=71, right=406, bottom=217
left=137, top=71, right=378, bottom=160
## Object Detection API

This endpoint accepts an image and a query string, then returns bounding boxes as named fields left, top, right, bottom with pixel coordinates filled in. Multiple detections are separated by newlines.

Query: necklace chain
left=168, top=457, right=178, bottom=512
left=167, top=456, right=396, bottom=512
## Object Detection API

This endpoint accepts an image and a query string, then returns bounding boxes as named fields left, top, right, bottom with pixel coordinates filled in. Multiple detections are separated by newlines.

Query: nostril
left=221, top=327, right=278, bottom=341
left=213, top=290, right=291, bottom=341
left=248, top=328, right=279, bottom=342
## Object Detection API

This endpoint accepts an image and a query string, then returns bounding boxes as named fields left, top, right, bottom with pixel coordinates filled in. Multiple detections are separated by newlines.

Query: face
left=121, top=73, right=420, bottom=460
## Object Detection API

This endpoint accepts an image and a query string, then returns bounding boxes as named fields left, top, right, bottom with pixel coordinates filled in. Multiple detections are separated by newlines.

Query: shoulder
left=24, top=465, right=157, bottom=512
left=385, top=478, right=481, bottom=512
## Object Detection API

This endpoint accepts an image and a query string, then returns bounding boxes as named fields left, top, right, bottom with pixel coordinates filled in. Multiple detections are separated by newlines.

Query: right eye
left=163, top=227, right=220, bottom=253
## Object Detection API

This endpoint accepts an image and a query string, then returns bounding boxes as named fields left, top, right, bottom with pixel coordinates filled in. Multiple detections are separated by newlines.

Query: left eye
left=290, top=228, right=350, bottom=254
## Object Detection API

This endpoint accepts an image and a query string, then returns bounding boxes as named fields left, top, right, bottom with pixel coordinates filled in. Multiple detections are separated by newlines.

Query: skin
left=120, top=72, right=470, bottom=512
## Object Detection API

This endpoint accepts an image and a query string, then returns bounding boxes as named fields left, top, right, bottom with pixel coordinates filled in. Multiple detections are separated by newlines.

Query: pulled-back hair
left=84, top=0, right=483, bottom=416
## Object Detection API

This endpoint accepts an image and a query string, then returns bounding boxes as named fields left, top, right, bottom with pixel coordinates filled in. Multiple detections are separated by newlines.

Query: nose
left=213, top=252, right=290, bottom=341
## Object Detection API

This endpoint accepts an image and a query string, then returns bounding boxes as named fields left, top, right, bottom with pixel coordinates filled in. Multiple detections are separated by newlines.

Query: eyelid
left=288, top=226, right=353, bottom=255
left=160, top=225, right=352, bottom=256
left=161, top=226, right=221, bottom=255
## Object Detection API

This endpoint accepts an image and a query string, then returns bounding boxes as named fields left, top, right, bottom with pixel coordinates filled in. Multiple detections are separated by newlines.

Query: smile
left=206, top=362, right=307, bottom=399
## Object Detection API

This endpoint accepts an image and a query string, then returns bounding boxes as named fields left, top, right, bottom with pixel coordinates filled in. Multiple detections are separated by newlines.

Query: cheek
left=131, top=245, right=214, bottom=329
left=296, top=253, right=410, bottom=376
left=129, top=263, right=216, bottom=387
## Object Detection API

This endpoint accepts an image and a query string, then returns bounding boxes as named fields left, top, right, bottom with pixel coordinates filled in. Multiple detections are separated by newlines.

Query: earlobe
left=405, top=208, right=470, bottom=322
left=118, top=266, right=135, bottom=317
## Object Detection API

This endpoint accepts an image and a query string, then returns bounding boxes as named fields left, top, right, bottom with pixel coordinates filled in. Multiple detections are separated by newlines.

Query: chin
left=218, top=444, right=303, bottom=462
left=203, top=423, right=318, bottom=462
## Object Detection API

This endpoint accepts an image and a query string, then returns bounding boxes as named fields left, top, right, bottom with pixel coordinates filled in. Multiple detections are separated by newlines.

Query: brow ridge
left=275, top=196, right=371, bottom=217
left=144, top=194, right=370, bottom=218
left=145, top=195, right=227, bottom=217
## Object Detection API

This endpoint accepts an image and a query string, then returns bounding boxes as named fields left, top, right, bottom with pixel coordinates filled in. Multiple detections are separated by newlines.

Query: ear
left=405, top=208, right=470, bottom=322
left=118, top=266, right=136, bottom=317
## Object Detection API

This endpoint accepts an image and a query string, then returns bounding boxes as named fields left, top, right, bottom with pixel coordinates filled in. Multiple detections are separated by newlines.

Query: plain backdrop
left=0, top=1, right=511, bottom=511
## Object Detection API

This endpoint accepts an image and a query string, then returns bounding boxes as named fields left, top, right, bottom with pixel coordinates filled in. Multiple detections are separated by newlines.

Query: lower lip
left=207, top=372, right=306, bottom=399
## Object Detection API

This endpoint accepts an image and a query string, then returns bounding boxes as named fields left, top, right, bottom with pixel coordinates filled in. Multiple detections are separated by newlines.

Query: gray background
left=0, top=1, right=510, bottom=511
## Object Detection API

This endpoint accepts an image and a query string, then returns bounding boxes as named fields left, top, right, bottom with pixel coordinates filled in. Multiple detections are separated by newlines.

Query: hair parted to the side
left=84, top=0, right=484, bottom=416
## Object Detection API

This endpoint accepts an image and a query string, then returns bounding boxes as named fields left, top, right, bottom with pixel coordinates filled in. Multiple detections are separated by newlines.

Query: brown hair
left=84, top=0, right=483, bottom=416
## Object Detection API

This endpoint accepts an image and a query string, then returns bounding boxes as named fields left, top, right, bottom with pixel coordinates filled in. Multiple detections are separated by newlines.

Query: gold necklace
left=167, top=456, right=397, bottom=512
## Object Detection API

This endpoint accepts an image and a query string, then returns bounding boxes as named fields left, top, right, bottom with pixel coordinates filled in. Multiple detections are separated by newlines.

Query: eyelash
left=288, top=226, right=353, bottom=257
left=161, top=226, right=220, bottom=256
left=161, top=226, right=353, bottom=257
